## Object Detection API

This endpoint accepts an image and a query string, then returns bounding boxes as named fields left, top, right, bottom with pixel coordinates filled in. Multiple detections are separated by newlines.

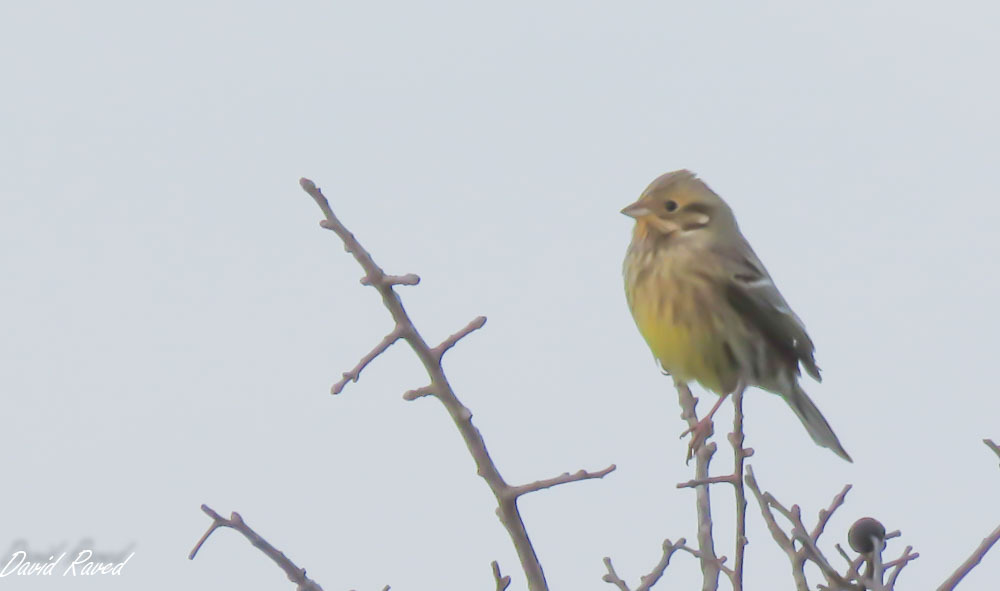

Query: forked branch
left=492, top=561, right=512, bottom=591
left=603, top=381, right=748, bottom=591
left=298, top=178, right=614, bottom=591
left=189, top=504, right=326, bottom=591
left=937, top=439, right=1000, bottom=590
left=603, top=539, right=687, bottom=591
left=675, top=381, right=722, bottom=591
left=746, top=468, right=921, bottom=591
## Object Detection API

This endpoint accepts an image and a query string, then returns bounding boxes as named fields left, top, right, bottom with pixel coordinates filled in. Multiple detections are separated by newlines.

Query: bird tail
left=783, top=383, right=852, bottom=462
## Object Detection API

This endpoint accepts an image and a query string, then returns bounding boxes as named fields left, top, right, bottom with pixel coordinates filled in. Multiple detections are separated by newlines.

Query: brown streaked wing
left=717, top=243, right=821, bottom=381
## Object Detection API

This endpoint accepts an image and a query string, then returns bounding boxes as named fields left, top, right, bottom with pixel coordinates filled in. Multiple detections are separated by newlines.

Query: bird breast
left=623, top=242, right=740, bottom=395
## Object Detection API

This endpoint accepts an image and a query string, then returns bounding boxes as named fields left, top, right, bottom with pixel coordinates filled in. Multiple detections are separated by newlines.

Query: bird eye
left=664, top=200, right=678, bottom=212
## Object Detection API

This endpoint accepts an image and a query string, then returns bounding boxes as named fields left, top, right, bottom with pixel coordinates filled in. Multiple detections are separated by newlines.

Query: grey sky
left=2, top=1, right=999, bottom=590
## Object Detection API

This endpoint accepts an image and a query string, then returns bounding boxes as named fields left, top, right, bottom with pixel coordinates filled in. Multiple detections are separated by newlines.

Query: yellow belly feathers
left=625, top=252, right=737, bottom=395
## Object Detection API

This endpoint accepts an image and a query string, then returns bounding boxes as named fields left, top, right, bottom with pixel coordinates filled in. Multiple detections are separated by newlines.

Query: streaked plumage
left=622, top=170, right=851, bottom=461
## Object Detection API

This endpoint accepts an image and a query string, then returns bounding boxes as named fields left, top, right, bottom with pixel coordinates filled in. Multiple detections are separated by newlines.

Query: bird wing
left=717, top=241, right=821, bottom=382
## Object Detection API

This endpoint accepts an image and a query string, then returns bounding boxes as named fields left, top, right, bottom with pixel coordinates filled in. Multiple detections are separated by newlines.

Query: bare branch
left=674, top=543, right=735, bottom=579
left=672, top=385, right=750, bottom=590
left=604, top=381, right=744, bottom=591
left=491, top=561, right=511, bottom=591
left=402, top=385, right=436, bottom=401
left=745, top=466, right=808, bottom=591
left=811, top=484, right=853, bottom=543
left=510, top=464, right=617, bottom=497
left=747, top=469, right=906, bottom=591
left=938, top=523, right=1000, bottom=591
left=431, top=316, right=487, bottom=361
left=332, top=328, right=404, bottom=395
left=675, top=380, right=721, bottom=591
left=885, top=545, right=918, bottom=590
left=787, top=504, right=850, bottom=588
left=601, top=558, right=631, bottom=591
left=835, top=544, right=866, bottom=583
left=761, top=492, right=795, bottom=524
left=637, top=539, right=687, bottom=591
left=936, top=439, right=1000, bottom=590
left=730, top=387, right=748, bottom=591
left=362, top=273, right=420, bottom=287
left=985, top=438, right=1000, bottom=464
left=676, top=475, right=737, bottom=489
left=189, top=505, right=324, bottom=591
left=834, top=528, right=915, bottom=591
left=300, top=178, right=612, bottom=591
left=603, top=539, right=687, bottom=591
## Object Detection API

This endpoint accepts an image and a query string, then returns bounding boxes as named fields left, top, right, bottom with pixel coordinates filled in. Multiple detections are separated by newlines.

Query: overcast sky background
left=3, top=1, right=999, bottom=590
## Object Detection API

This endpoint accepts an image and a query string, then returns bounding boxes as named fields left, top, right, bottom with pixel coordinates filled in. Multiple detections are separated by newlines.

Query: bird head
left=621, top=170, right=737, bottom=239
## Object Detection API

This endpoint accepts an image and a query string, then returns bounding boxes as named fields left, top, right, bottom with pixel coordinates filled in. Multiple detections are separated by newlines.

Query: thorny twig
left=746, top=465, right=859, bottom=590
left=675, top=381, right=722, bottom=591
left=509, top=465, right=618, bottom=497
left=937, top=521, right=1000, bottom=590
left=831, top=530, right=917, bottom=591
left=491, top=561, right=511, bottom=591
left=605, top=383, right=749, bottom=591
left=672, top=384, right=751, bottom=590
left=745, top=465, right=810, bottom=591
left=885, top=546, right=918, bottom=590
left=835, top=543, right=867, bottom=584
left=747, top=467, right=922, bottom=591
left=299, top=178, right=614, bottom=591
left=936, top=439, right=1000, bottom=590
left=730, top=388, right=749, bottom=591
left=332, top=327, right=403, bottom=395
left=984, top=438, right=1000, bottom=465
left=189, top=505, right=326, bottom=591
left=602, top=539, right=687, bottom=591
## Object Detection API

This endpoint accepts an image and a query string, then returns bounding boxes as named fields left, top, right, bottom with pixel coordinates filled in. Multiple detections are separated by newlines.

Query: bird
left=621, top=170, right=851, bottom=462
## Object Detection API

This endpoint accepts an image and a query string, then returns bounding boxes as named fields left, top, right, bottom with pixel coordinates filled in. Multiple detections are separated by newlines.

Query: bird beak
left=621, top=199, right=652, bottom=219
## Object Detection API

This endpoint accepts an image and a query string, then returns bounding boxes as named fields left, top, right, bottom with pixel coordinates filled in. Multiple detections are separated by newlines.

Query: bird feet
left=680, top=416, right=715, bottom=463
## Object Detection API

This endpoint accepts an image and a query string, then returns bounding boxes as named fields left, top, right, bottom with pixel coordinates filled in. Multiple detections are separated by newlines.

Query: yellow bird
left=622, top=170, right=851, bottom=462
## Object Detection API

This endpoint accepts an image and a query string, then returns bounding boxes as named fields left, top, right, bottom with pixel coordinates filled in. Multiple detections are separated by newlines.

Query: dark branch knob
left=849, top=517, right=886, bottom=553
